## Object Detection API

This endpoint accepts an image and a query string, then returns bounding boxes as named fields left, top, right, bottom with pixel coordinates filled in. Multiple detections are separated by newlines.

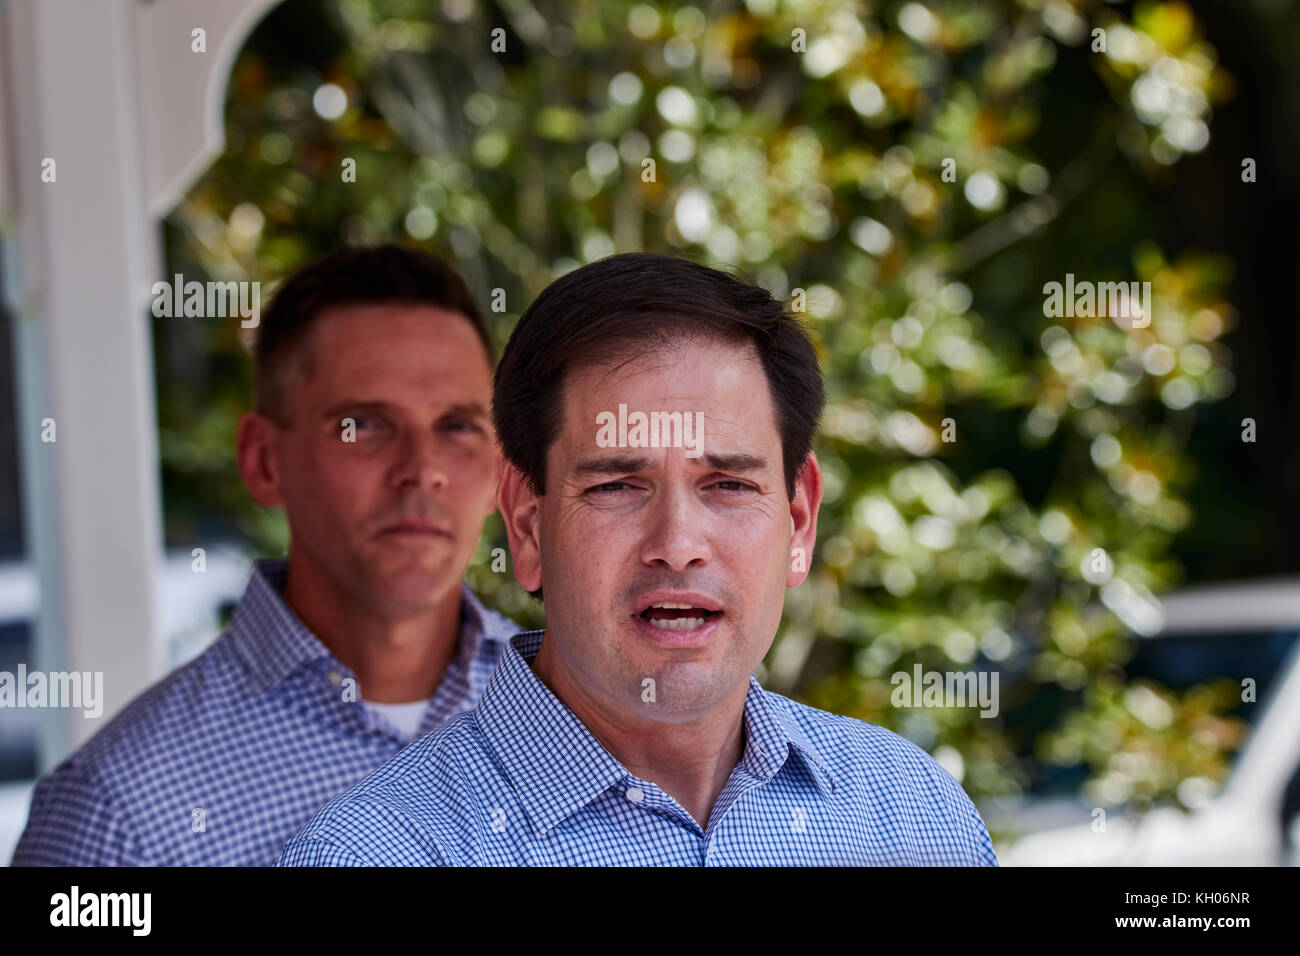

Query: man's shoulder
left=352, top=707, right=490, bottom=797
left=279, top=710, right=492, bottom=865
left=38, top=631, right=249, bottom=794
left=763, top=689, right=998, bottom=864
left=13, top=633, right=257, bottom=864
left=764, top=689, right=930, bottom=759
left=762, top=689, right=975, bottom=804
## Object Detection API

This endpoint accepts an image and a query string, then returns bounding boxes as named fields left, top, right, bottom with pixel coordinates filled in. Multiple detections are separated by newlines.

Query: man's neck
left=531, top=635, right=748, bottom=830
left=282, top=559, right=463, bottom=704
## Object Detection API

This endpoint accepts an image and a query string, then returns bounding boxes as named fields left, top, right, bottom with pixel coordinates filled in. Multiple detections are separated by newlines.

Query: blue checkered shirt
left=11, top=558, right=518, bottom=866
left=276, top=630, right=998, bottom=866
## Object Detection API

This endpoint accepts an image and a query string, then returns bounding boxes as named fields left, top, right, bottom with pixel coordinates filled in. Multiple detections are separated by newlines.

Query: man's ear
left=236, top=412, right=286, bottom=509
left=787, top=450, right=823, bottom=588
left=497, top=461, right=542, bottom=592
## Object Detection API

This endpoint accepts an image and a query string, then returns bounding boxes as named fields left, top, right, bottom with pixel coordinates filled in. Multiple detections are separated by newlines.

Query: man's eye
left=342, top=415, right=387, bottom=435
left=713, top=480, right=753, bottom=493
left=444, top=420, right=484, bottom=434
left=589, top=481, right=632, bottom=494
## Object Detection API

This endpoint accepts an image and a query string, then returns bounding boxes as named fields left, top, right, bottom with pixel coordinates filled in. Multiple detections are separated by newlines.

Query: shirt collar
left=738, top=673, right=839, bottom=799
left=476, top=630, right=837, bottom=837
left=456, top=580, right=518, bottom=651
left=229, top=557, right=513, bottom=695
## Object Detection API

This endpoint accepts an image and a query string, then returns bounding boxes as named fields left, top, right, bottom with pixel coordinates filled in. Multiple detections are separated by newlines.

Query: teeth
left=646, top=616, right=706, bottom=631
left=652, top=602, right=695, bottom=610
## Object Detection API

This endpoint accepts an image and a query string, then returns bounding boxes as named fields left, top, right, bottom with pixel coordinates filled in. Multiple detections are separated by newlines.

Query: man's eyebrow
left=321, top=399, right=390, bottom=420
left=441, top=402, right=491, bottom=419
left=702, top=452, right=768, bottom=472
left=569, top=452, right=770, bottom=477
left=572, top=455, right=653, bottom=477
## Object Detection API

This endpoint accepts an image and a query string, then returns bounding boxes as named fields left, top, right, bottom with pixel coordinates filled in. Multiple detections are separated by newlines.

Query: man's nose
left=639, top=486, right=711, bottom=572
left=390, top=427, right=449, bottom=491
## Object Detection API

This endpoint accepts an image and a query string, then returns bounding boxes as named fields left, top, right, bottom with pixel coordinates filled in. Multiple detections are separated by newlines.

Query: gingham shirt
left=11, top=558, right=518, bottom=866
left=277, top=630, right=998, bottom=866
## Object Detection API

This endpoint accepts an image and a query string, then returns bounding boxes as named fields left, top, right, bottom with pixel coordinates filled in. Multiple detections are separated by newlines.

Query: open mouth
left=636, top=602, right=721, bottom=632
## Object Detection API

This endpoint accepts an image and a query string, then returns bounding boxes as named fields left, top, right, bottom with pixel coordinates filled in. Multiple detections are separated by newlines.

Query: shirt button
left=626, top=787, right=645, bottom=804
left=327, top=670, right=343, bottom=686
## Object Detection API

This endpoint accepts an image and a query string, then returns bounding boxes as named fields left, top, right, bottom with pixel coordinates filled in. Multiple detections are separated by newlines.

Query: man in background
left=13, top=244, right=519, bottom=865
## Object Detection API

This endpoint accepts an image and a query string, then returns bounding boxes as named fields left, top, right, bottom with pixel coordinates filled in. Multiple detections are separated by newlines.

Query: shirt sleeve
left=275, top=830, right=459, bottom=866
left=275, top=837, right=380, bottom=867
left=920, top=757, right=1000, bottom=867
left=275, top=796, right=462, bottom=867
left=10, top=761, right=151, bottom=866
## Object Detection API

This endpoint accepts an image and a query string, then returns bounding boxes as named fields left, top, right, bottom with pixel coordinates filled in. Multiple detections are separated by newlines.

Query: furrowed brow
left=571, top=455, right=654, bottom=478
left=570, top=452, right=770, bottom=477
left=703, top=452, right=769, bottom=472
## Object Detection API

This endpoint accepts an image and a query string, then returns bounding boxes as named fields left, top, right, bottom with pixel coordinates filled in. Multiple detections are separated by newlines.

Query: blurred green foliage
left=157, top=0, right=1246, bottom=821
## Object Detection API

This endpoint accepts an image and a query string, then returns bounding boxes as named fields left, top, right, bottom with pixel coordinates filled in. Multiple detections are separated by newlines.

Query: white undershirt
left=362, top=698, right=432, bottom=741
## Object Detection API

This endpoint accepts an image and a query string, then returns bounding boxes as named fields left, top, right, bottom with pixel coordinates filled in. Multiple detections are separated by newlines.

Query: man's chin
left=366, top=585, right=455, bottom=617
left=356, top=561, right=460, bottom=613
left=634, top=677, right=735, bottom=718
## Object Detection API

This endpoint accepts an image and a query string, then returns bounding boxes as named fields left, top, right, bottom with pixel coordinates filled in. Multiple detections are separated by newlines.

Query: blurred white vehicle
left=990, top=576, right=1300, bottom=866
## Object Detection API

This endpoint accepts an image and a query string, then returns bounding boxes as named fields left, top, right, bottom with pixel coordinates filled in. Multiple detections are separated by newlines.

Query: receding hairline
left=544, top=329, right=778, bottom=476
left=257, top=299, right=494, bottom=426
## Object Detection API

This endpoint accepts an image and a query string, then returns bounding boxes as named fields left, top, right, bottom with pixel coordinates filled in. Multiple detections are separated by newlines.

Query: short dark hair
left=254, top=244, right=492, bottom=425
left=492, top=252, right=825, bottom=502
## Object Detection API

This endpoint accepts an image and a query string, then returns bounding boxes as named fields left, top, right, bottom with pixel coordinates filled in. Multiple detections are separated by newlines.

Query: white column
left=1, top=0, right=164, bottom=761
left=1, top=0, right=286, bottom=766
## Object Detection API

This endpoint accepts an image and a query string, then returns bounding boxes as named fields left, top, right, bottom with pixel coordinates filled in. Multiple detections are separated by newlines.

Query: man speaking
left=278, top=252, right=998, bottom=866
